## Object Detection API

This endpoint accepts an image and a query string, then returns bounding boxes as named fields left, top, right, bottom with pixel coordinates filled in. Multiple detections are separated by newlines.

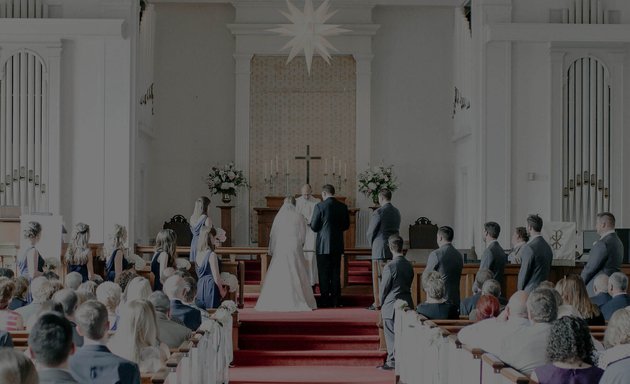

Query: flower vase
left=221, top=193, right=232, bottom=204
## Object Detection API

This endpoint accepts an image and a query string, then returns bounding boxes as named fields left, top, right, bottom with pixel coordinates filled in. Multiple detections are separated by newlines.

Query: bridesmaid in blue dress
left=106, top=224, right=130, bottom=282
left=195, top=227, right=226, bottom=309
left=189, top=196, right=212, bottom=263
left=17, top=221, right=45, bottom=280
left=151, top=229, right=177, bottom=291
left=65, top=223, right=93, bottom=282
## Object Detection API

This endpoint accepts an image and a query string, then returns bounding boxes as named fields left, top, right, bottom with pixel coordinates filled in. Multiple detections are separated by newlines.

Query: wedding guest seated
left=71, top=300, right=141, bottom=384
left=43, top=271, right=60, bottom=281
left=65, top=272, right=83, bottom=291
left=0, top=268, right=13, bottom=279
left=0, top=348, right=38, bottom=384
left=53, top=289, right=84, bottom=347
left=148, top=291, right=192, bottom=349
left=161, top=267, right=176, bottom=285
left=473, top=294, right=500, bottom=321
left=555, top=274, right=605, bottom=325
left=591, top=274, right=612, bottom=308
left=96, top=282, right=122, bottom=331
left=29, top=312, right=79, bottom=384
left=0, top=330, right=12, bottom=347
left=115, top=270, right=138, bottom=293
left=0, top=277, right=24, bottom=330
left=8, top=276, right=29, bottom=310
left=469, top=279, right=506, bottom=321
left=601, top=272, right=630, bottom=321
left=507, top=226, right=529, bottom=264
left=123, top=276, right=152, bottom=304
left=77, top=280, right=98, bottom=298
left=416, top=271, right=458, bottom=320
left=460, top=269, right=493, bottom=317
left=499, top=288, right=558, bottom=375
left=531, top=316, right=603, bottom=384
left=164, top=275, right=201, bottom=331
left=16, top=276, right=55, bottom=323
left=182, top=276, right=211, bottom=320
left=108, top=299, right=168, bottom=373
left=599, top=307, right=630, bottom=383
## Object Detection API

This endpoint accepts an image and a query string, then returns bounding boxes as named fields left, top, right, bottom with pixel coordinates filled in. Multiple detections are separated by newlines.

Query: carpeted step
left=243, top=294, right=373, bottom=308
left=240, top=320, right=377, bottom=336
left=233, top=350, right=387, bottom=367
left=229, top=365, right=394, bottom=384
left=239, top=334, right=380, bottom=351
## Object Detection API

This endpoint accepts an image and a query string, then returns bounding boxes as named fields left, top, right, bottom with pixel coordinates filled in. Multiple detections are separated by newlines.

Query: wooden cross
left=294, top=145, right=321, bottom=184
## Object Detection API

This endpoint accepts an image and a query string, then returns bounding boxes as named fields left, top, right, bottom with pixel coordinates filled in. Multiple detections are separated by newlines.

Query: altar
left=253, top=196, right=358, bottom=248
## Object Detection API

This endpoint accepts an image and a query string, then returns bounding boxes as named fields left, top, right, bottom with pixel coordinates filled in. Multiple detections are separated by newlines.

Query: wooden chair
left=163, top=215, right=193, bottom=247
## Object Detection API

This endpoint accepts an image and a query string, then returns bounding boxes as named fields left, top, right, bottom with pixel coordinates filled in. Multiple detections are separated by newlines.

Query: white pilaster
left=353, top=53, right=373, bottom=209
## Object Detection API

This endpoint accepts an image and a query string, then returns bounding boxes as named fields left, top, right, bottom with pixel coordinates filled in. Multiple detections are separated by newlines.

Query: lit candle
left=332, top=156, right=336, bottom=175
left=286, top=159, right=289, bottom=174
left=276, top=155, right=279, bottom=174
left=264, top=163, right=267, bottom=178
left=344, top=163, right=347, bottom=179
left=270, top=159, right=274, bottom=174
left=325, top=158, right=328, bottom=174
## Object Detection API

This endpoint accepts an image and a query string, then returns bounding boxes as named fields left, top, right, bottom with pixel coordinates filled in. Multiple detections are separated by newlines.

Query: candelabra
left=284, top=172, right=291, bottom=196
left=264, top=172, right=279, bottom=195
left=331, top=172, right=347, bottom=194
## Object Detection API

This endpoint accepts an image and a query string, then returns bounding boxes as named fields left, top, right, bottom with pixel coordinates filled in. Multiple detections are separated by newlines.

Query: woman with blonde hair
left=17, top=221, right=44, bottom=280
left=189, top=196, right=213, bottom=263
left=195, top=227, right=226, bottom=309
left=151, top=229, right=177, bottom=291
left=555, top=274, right=605, bottom=325
left=108, top=299, right=168, bottom=373
left=106, top=224, right=131, bottom=282
left=124, top=276, right=152, bottom=303
left=96, top=281, right=122, bottom=330
left=65, top=222, right=94, bottom=282
left=599, top=307, right=630, bottom=383
left=0, top=348, right=38, bottom=384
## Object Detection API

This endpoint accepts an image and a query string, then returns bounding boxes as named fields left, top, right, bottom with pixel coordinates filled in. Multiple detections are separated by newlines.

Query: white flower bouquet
left=206, top=163, right=249, bottom=198
left=214, top=228, right=227, bottom=245
left=395, top=299, right=410, bottom=311
left=220, top=272, right=239, bottom=293
left=357, top=165, right=398, bottom=204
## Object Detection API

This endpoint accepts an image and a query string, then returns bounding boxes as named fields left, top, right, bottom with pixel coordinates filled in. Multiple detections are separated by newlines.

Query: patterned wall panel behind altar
left=249, top=55, right=356, bottom=243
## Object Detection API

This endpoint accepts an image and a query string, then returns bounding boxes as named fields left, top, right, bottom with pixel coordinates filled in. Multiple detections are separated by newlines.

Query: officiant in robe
left=296, top=184, right=321, bottom=286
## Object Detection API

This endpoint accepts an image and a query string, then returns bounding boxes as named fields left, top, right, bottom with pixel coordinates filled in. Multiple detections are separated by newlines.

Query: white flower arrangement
left=206, top=163, right=249, bottom=197
left=214, top=228, right=227, bottom=244
left=219, top=300, right=238, bottom=313
left=357, top=165, right=398, bottom=204
left=220, top=272, right=239, bottom=293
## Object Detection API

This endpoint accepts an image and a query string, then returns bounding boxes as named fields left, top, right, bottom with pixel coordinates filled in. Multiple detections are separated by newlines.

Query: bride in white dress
left=255, top=197, right=317, bottom=311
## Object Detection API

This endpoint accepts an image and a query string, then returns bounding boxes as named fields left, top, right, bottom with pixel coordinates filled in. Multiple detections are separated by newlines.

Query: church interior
left=2, top=0, right=630, bottom=383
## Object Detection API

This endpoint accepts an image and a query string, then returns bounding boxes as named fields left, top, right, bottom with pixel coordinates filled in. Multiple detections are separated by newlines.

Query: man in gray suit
left=517, top=215, right=553, bottom=292
left=422, top=226, right=464, bottom=307
left=70, top=301, right=140, bottom=384
left=582, top=212, right=624, bottom=296
left=30, top=312, right=79, bottom=384
left=148, top=291, right=192, bottom=349
left=366, top=189, right=401, bottom=310
left=479, top=221, right=506, bottom=286
left=378, top=234, right=414, bottom=371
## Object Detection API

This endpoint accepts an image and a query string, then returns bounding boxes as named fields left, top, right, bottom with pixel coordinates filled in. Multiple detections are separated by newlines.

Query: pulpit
left=254, top=196, right=358, bottom=248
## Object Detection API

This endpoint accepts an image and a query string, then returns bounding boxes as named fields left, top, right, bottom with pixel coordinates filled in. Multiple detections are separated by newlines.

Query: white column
left=233, top=53, right=253, bottom=246
left=353, top=53, right=372, bottom=209
left=44, top=44, right=62, bottom=215
left=549, top=49, right=566, bottom=221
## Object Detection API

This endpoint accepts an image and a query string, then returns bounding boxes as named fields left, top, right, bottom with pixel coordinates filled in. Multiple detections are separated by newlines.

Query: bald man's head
left=507, top=290, right=529, bottom=319
left=594, top=274, right=610, bottom=295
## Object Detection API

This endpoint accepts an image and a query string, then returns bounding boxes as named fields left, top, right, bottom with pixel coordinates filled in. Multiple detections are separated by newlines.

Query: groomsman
left=479, top=222, right=506, bottom=287
left=581, top=212, right=624, bottom=296
left=517, top=214, right=553, bottom=292
left=366, top=189, right=401, bottom=310
left=310, top=184, right=350, bottom=308
left=423, top=226, right=464, bottom=307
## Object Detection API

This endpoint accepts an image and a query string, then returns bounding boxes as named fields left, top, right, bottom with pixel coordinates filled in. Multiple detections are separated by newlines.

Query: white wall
left=148, top=3, right=235, bottom=239
left=371, top=6, right=455, bottom=241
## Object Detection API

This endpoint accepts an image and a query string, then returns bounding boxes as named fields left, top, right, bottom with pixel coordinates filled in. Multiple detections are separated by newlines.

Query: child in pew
left=531, top=316, right=603, bottom=384
left=0, top=277, right=24, bottom=331
left=9, top=276, right=29, bottom=310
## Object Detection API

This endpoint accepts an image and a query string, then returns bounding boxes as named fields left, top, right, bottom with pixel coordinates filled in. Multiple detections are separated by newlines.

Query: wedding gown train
left=255, top=203, right=317, bottom=312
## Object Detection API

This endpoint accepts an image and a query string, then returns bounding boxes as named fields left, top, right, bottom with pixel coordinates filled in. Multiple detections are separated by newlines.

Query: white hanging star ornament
left=270, top=0, right=349, bottom=74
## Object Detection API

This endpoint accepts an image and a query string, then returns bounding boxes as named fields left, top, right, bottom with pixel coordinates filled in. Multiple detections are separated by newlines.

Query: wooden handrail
left=150, top=367, right=170, bottom=384
left=166, top=353, right=183, bottom=369
left=178, top=340, right=192, bottom=354
left=482, top=353, right=505, bottom=373
left=500, top=367, right=532, bottom=384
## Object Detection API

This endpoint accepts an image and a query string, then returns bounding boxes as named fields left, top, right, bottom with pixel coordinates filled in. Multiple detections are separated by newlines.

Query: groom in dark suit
left=311, top=184, right=350, bottom=308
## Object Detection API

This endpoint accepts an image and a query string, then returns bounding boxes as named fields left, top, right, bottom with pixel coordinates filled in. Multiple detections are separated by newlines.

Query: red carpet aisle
left=230, top=305, right=394, bottom=384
